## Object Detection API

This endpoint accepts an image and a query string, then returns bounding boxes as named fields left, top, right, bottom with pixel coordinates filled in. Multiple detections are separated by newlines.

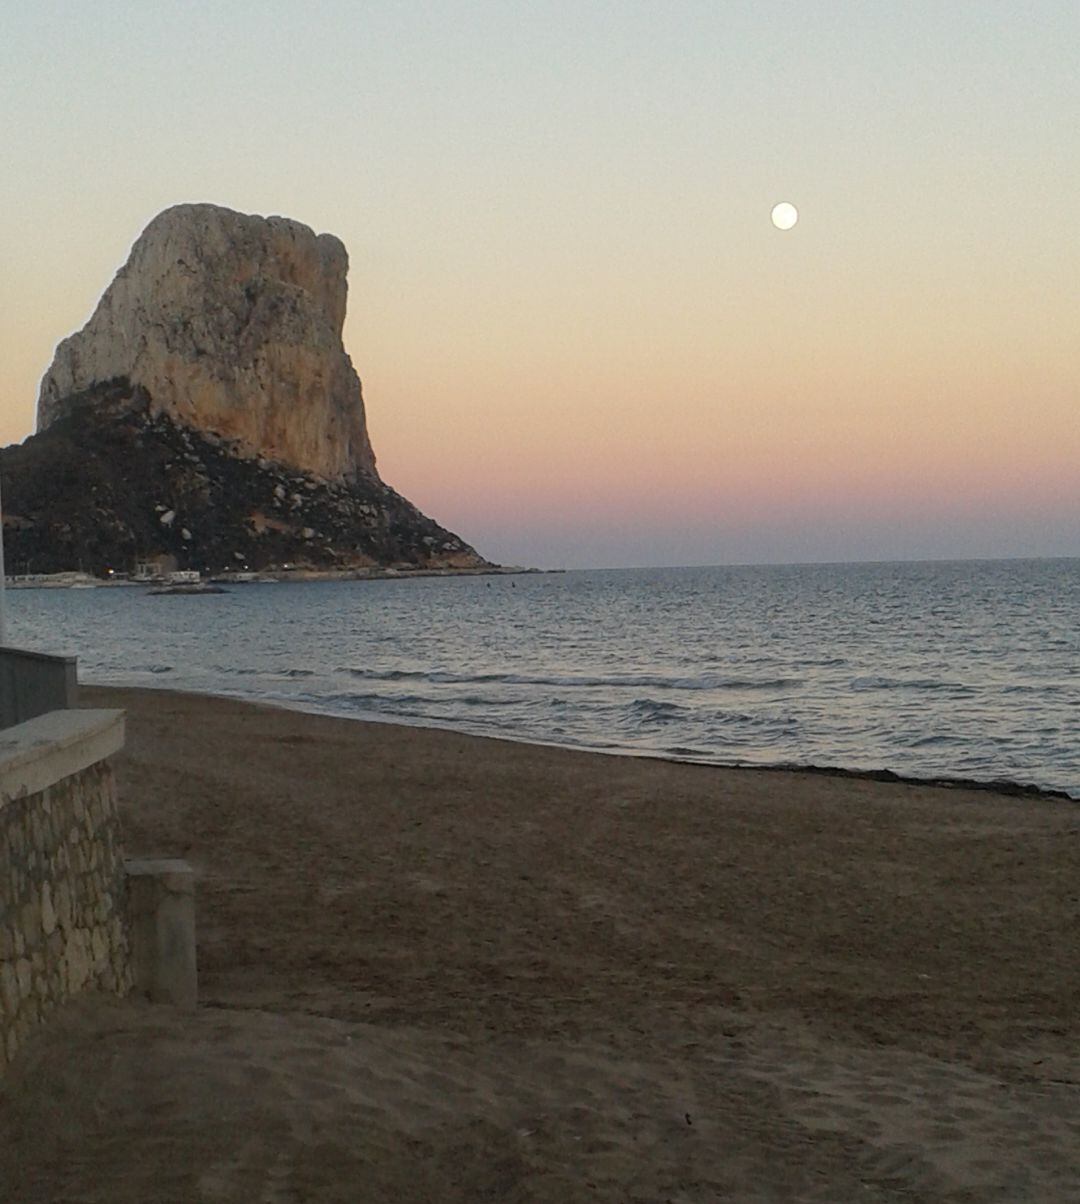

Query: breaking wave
left=339, top=666, right=802, bottom=693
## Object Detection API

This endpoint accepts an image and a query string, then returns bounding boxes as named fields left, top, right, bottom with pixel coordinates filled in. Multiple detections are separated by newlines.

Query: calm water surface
left=10, top=560, right=1080, bottom=797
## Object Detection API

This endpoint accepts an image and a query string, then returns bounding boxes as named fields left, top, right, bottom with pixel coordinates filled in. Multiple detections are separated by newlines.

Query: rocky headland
left=3, top=204, right=488, bottom=576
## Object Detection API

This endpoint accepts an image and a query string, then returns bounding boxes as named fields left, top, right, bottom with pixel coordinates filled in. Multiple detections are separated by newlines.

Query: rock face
left=6, top=204, right=490, bottom=575
left=38, top=204, right=376, bottom=482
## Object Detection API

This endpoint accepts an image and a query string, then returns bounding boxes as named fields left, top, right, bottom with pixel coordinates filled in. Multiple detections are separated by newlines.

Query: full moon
left=771, top=202, right=798, bottom=230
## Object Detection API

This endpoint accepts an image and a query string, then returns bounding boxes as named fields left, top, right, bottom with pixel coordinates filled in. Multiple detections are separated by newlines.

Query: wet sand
left=2, top=685, right=1078, bottom=1202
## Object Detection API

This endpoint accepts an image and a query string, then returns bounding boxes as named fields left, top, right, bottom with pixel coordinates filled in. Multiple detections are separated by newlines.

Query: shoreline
left=4, top=564, right=556, bottom=589
left=82, top=677, right=1080, bottom=804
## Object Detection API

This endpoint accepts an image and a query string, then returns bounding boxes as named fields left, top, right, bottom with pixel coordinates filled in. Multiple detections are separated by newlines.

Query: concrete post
left=125, top=859, right=197, bottom=1008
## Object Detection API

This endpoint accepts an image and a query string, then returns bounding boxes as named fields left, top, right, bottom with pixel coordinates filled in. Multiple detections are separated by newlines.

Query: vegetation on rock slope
left=2, top=379, right=485, bottom=577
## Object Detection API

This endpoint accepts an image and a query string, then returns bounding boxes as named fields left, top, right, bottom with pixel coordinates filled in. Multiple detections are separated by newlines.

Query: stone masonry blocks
left=0, top=760, right=133, bottom=1072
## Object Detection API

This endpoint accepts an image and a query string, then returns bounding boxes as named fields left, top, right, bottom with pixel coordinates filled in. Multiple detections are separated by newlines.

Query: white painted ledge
left=0, top=709, right=125, bottom=805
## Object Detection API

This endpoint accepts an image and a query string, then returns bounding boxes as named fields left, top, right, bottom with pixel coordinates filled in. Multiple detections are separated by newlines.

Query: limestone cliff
left=38, top=204, right=376, bottom=481
left=6, top=204, right=490, bottom=575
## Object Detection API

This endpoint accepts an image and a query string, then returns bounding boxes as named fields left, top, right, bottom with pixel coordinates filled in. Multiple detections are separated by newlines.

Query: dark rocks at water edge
left=1, top=379, right=483, bottom=576
left=4, top=203, right=489, bottom=576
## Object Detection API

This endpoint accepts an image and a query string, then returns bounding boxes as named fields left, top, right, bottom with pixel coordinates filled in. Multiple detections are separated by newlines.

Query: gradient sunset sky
left=3, top=1, right=1077, bottom=567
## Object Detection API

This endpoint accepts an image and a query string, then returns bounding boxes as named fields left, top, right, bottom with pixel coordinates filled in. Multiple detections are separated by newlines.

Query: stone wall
left=0, top=710, right=130, bottom=1071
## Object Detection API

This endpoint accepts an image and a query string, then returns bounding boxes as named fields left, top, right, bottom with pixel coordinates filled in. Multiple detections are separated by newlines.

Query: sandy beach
left=2, top=685, right=1078, bottom=1202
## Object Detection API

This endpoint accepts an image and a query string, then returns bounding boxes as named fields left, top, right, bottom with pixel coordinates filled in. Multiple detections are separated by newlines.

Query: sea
left=8, top=559, right=1080, bottom=799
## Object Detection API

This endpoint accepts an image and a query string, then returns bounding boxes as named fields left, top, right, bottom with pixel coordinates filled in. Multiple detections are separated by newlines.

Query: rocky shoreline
left=5, top=563, right=549, bottom=589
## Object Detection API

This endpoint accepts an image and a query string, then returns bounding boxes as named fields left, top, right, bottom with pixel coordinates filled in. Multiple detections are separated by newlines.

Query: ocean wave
left=663, top=745, right=712, bottom=759
left=213, top=665, right=314, bottom=679
left=712, top=710, right=799, bottom=730
left=1000, top=682, right=1070, bottom=695
left=319, top=691, right=432, bottom=718
left=320, top=689, right=521, bottom=713
left=338, top=665, right=802, bottom=693
left=849, top=675, right=975, bottom=694
left=624, top=698, right=684, bottom=725
left=897, top=733, right=965, bottom=749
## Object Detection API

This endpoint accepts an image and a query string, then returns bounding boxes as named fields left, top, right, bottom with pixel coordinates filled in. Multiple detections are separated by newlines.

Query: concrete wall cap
left=0, top=646, right=77, bottom=668
left=125, top=859, right=195, bottom=894
left=0, top=709, right=124, bottom=805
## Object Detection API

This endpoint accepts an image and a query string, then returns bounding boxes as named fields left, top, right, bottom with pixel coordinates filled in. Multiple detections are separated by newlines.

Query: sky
left=2, top=0, right=1077, bottom=568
